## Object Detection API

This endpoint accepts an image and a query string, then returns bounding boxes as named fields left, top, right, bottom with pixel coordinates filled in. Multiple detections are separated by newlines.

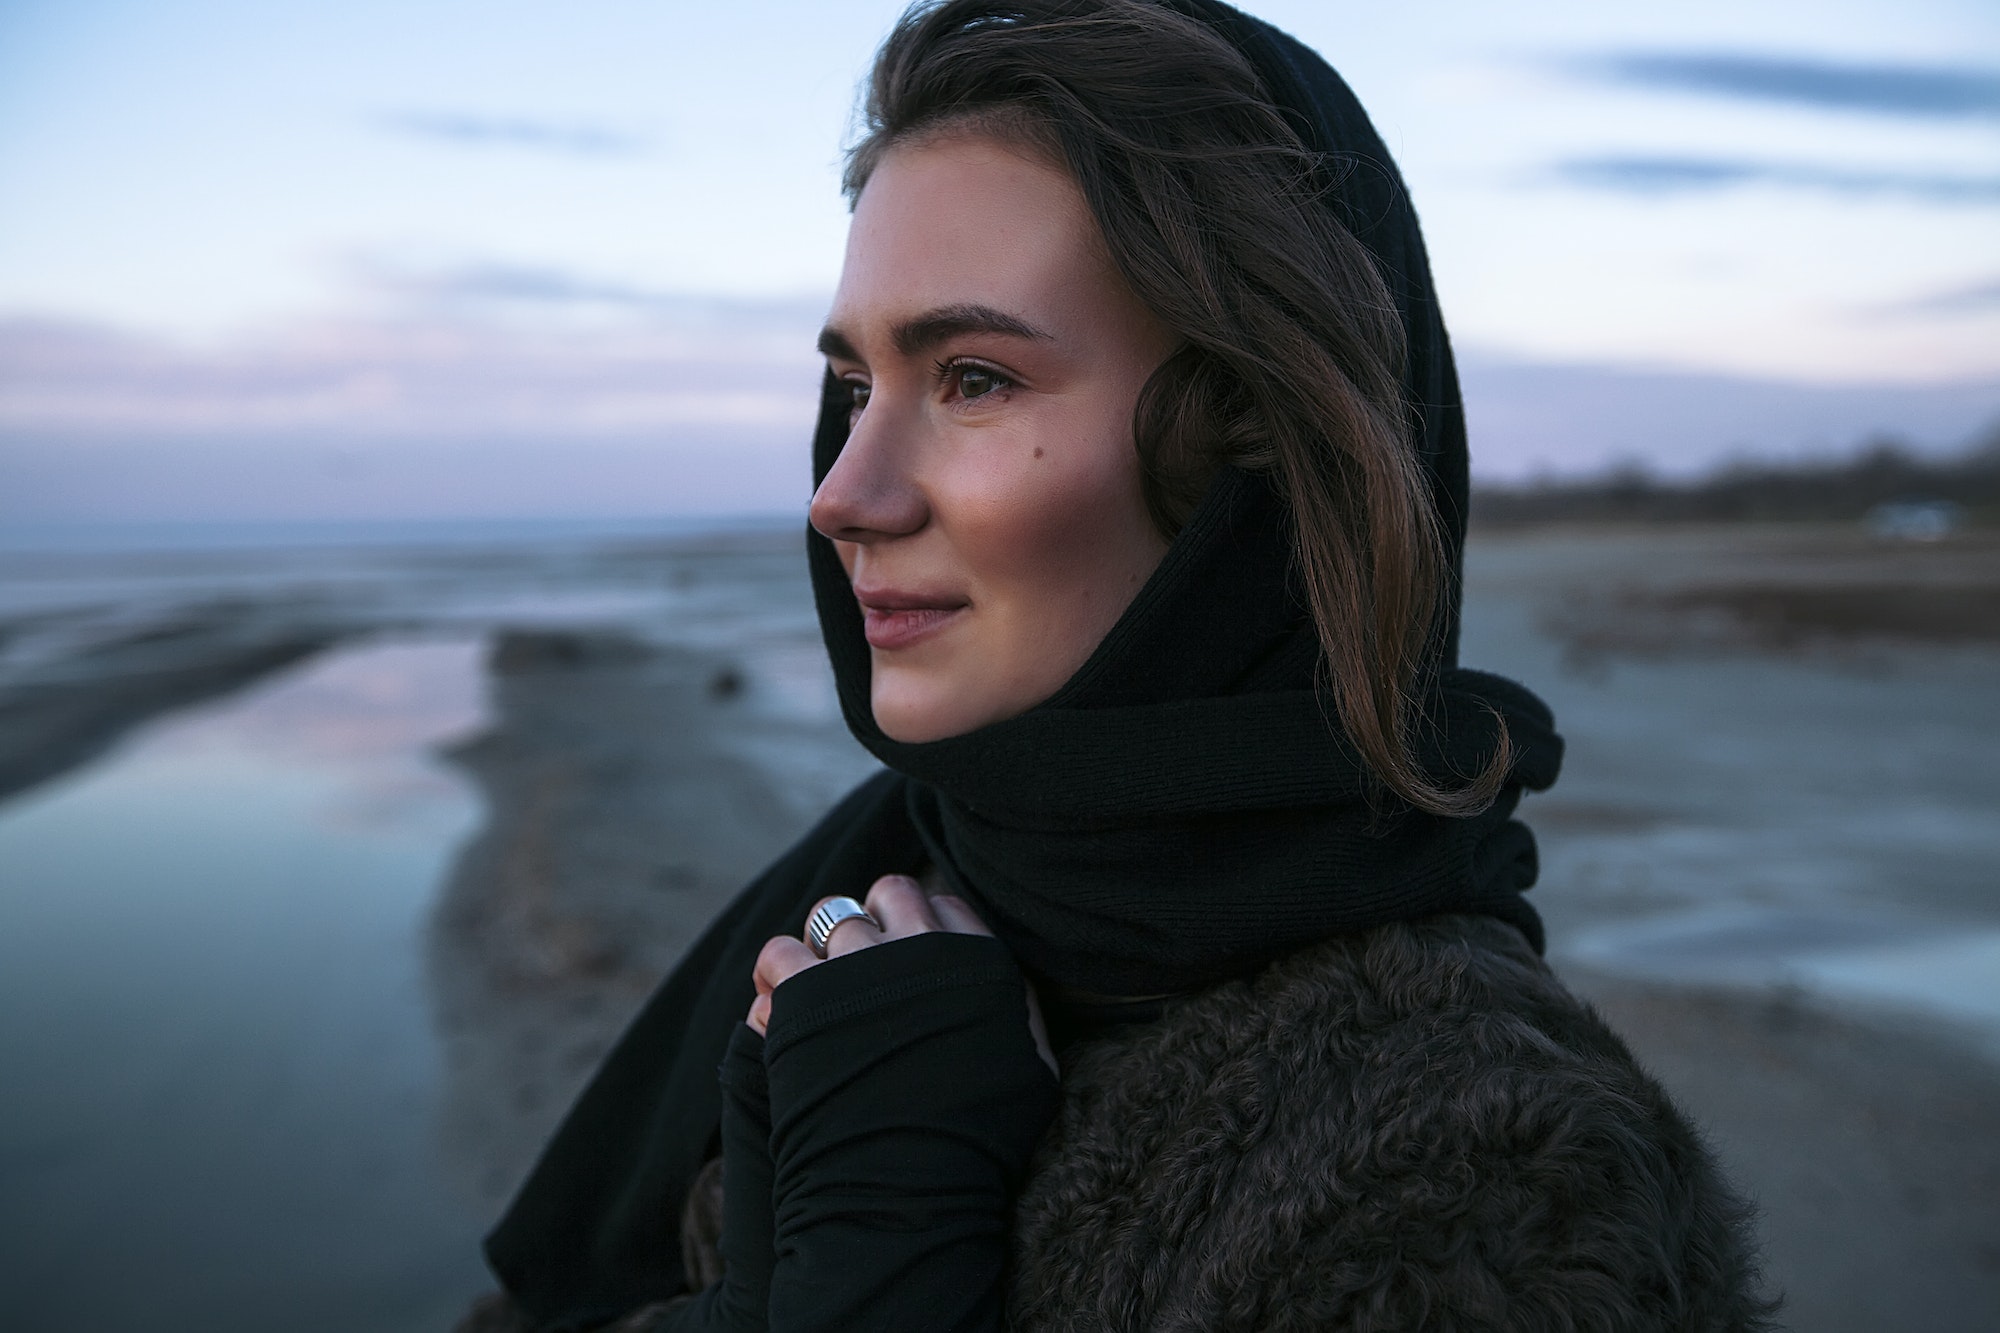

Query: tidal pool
left=0, top=639, right=493, bottom=1333
left=4, top=521, right=1997, bottom=1333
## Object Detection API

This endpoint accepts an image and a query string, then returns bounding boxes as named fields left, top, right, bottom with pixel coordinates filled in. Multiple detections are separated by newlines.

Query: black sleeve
left=759, top=932, right=1063, bottom=1333
left=652, top=1022, right=777, bottom=1331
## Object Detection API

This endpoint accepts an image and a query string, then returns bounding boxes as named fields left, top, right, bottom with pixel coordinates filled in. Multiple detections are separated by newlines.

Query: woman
left=465, top=1, right=1774, bottom=1329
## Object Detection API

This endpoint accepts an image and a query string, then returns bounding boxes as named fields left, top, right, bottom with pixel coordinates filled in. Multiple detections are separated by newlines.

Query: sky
left=1, top=0, right=1997, bottom=522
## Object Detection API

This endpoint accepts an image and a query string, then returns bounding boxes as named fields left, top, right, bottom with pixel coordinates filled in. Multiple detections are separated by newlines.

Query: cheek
left=953, top=405, right=1160, bottom=627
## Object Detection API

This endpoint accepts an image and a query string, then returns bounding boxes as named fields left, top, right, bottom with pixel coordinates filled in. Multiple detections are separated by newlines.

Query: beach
left=1, top=520, right=1995, bottom=1330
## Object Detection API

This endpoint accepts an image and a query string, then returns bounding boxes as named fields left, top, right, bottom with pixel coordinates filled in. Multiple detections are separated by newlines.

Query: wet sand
left=5, top=522, right=1996, bottom=1328
left=0, top=607, right=336, bottom=802
left=427, top=629, right=876, bottom=1208
left=1572, top=970, right=2000, bottom=1331
left=421, top=523, right=2000, bottom=1329
left=0, top=526, right=854, bottom=1330
left=1480, top=525, right=2000, bottom=1327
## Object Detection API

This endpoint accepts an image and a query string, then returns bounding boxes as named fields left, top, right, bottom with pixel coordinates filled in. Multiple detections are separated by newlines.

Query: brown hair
left=846, top=0, right=1503, bottom=816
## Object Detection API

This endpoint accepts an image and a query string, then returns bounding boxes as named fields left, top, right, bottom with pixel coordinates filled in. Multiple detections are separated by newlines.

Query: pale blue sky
left=1, top=0, right=1996, bottom=519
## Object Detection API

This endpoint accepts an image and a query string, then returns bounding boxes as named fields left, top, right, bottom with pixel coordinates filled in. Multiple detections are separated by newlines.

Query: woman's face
left=811, top=133, right=1177, bottom=742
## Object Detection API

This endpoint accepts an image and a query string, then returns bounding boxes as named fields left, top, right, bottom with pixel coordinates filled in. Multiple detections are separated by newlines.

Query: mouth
left=853, top=587, right=969, bottom=650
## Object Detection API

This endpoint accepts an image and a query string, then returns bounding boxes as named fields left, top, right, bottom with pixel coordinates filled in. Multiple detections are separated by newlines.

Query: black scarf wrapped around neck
left=486, top=2, right=1561, bottom=1323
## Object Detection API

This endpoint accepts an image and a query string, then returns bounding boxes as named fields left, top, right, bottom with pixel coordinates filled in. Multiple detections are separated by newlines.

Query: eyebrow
left=816, top=303, right=1054, bottom=363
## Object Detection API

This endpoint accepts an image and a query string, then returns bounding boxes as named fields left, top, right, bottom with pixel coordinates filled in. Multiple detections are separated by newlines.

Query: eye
left=937, top=359, right=1013, bottom=401
left=846, top=380, right=871, bottom=416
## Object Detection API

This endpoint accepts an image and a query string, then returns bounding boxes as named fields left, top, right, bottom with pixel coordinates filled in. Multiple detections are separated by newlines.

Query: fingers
left=857, top=875, right=939, bottom=944
left=755, top=934, right=817, bottom=998
left=928, top=893, right=994, bottom=937
left=748, top=876, right=1036, bottom=1060
left=805, top=874, right=951, bottom=959
left=753, top=876, right=998, bottom=1028
left=930, top=892, right=1049, bottom=1071
left=814, top=897, right=885, bottom=959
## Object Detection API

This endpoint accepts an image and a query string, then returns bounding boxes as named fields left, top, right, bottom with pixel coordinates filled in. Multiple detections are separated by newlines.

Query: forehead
left=829, top=134, right=1105, bottom=337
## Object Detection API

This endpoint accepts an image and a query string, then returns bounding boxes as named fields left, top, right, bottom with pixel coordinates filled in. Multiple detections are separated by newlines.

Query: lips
left=853, top=586, right=968, bottom=650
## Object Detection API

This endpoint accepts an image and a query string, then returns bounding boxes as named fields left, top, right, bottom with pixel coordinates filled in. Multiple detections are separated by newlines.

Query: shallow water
left=2, top=521, right=1996, bottom=1327
left=0, top=640, right=492, bottom=1332
left=0, top=525, right=836, bottom=1327
left=1461, top=527, right=2000, bottom=1056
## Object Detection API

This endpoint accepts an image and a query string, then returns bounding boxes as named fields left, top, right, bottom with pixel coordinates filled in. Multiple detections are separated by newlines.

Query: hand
left=747, top=875, right=1056, bottom=1073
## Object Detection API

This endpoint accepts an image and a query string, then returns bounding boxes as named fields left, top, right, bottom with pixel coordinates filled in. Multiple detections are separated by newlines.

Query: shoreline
left=423, top=614, right=2000, bottom=1328
left=3, top=522, right=1996, bottom=1326
left=425, top=628, right=877, bottom=1212
left=1565, top=966, right=2000, bottom=1330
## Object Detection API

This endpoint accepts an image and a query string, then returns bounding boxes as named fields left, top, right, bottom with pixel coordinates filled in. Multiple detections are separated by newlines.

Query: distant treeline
left=1470, top=432, right=2000, bottom=528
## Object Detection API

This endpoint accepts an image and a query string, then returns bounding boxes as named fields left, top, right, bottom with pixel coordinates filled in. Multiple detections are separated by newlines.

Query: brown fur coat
left=459, top=915, right=1776, bottom=1332
left=1005, top=915, right=1774, bottom=1331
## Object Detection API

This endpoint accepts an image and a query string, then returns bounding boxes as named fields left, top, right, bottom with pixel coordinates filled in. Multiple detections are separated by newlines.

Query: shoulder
left=1009, top=915, right=1777, bottom=1333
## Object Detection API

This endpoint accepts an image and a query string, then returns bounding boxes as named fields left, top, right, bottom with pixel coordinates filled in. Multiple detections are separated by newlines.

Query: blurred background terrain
left=2, top=1, right=1996, bottom=1329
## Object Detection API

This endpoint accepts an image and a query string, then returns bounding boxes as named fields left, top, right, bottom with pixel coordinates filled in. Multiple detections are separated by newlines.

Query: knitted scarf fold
left=817, top=465, right=1559, bottom=997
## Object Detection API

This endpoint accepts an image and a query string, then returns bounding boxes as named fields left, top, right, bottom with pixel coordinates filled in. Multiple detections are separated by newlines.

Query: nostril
left=809, top=446, right=926, bottom=543
left=807, top=481, right=859, bottom=543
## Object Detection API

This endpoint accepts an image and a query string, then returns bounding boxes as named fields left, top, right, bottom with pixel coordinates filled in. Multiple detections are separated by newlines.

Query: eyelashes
left=842, top=358, right=1017, bottom=424
left=931, top=357, right=1013, bottom=401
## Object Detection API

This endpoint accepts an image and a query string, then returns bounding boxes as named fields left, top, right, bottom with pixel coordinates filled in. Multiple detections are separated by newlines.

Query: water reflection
left=0, top=640, right=493, bottom=1333
left=0, top=527, right=869, bottom=1330
left=1565, top=906, right=2000, bottom=1058
left=2, top=520, right=1996, bottom=1330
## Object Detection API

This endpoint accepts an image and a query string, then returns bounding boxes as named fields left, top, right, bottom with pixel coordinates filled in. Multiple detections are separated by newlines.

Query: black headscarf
left=486, top=3, right=1561, bottom=1324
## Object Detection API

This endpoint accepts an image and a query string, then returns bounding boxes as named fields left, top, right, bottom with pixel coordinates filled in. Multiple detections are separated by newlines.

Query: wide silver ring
left=806, top=895, right=880, bottom=958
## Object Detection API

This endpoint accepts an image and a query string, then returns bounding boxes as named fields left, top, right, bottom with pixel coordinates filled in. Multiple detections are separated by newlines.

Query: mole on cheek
left=1033, top=447, right=1045, bottom=459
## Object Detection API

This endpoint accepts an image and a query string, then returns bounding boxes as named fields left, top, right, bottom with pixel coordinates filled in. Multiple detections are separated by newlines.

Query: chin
left=871, top=675, right=1002, bottom=744
left=871, top=700, right=968, bottom=745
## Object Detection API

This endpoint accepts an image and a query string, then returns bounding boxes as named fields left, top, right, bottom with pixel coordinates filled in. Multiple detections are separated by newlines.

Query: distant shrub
left=1471, top=431, right=2000, bottom=529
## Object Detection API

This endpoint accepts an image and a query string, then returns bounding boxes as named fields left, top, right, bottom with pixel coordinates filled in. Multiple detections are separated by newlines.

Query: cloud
left=0, top=308, right=831, bottom=521
left=1878, top=277, right=2000, bottom=317
left=345, top=257, right=832, bottom=336
left=379, top=111, right=649, bottom=157
left=1456, top=350, right=2000, bottom=481
left=1582, top=53, right=2000, bottom=121
left=1553, top=155, right=2000, bottom=205
left=385, top=261, right=692, bottom=312
left=9, top=321, right=1995, bottom=520
left=0, top=305, right=822, bottom=440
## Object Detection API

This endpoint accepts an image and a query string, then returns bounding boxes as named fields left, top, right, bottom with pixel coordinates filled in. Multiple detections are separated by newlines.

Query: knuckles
left=862, top=874, right=932, bottom=931
left=755, top=934, right=817, bottom=989
left=759, top=875, right=943, bottom=1001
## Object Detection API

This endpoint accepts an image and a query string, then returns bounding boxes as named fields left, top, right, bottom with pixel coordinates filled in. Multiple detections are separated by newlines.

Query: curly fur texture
left=1006, top=915, right=1778, bottom=1332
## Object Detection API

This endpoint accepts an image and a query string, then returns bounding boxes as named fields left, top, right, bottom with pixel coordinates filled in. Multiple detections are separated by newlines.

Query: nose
left=808, top=392, right=927, bottom=545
